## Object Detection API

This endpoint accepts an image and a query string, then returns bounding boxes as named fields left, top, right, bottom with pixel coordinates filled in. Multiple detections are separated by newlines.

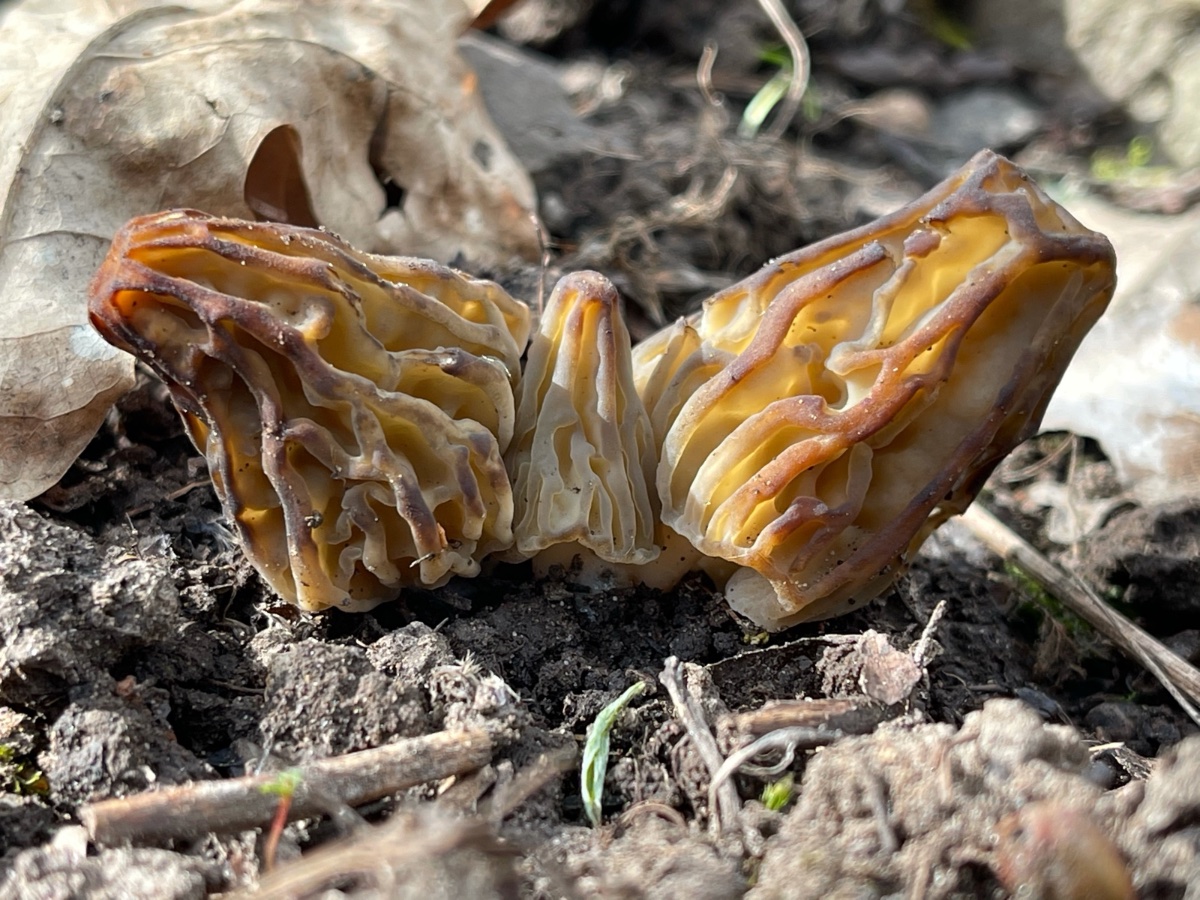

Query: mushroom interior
left=505, top=271, right=659, bottom=581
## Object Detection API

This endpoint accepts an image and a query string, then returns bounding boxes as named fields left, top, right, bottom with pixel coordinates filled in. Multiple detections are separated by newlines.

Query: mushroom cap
left=640, top=151, right=1117, bottom=629
left=506, top=270, right=659, bottom=572
left=88, top=210, right=530, bottom=611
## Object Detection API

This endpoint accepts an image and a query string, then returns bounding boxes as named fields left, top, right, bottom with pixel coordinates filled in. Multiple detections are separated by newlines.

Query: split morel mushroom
left=634, top=150, right=1117, bottom=629
left=88, top=210, right=530, bottom=611
left=86, top=151, right=1116, bottom=631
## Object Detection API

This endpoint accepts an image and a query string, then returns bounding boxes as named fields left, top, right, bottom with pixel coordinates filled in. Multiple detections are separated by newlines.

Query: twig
left=244, top=809, right=511, bottom=900
left=754, top=0, right=811, bottom=139
left=81, top=729, right=493, bottom=845
left=911, top=598, right=948, bottom=668
left=959, top=503, right=1200, bottom=727
left=659, top=656, right=740, bottom=837
left=615, top=800, right=688, bottom=834
left=723, top=697, right=893, bottom=739
left=246, top=742, right=572, bottom=899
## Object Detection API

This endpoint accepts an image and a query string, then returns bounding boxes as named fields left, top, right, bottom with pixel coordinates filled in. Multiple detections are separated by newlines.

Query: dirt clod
left=0, top=503, right=180, bottom=705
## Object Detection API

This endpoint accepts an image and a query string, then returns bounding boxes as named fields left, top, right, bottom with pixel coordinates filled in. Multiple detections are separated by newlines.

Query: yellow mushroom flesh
left=85, top=153, right=1115, bottom=631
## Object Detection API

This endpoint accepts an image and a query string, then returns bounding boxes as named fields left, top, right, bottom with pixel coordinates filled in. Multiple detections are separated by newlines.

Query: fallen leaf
left=1043, top=195, right=1200, bottom=503
left=0, top=0, right=539, bottom=501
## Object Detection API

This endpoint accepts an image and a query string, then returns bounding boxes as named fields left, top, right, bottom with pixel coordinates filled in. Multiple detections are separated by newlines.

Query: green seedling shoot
left=581, top=680, right=646, bottom=827
left=760, top=773, right=795, bottom=812
left=258, top=768, right=303, bottom=798
left=739, top=45, right=819, bottom=139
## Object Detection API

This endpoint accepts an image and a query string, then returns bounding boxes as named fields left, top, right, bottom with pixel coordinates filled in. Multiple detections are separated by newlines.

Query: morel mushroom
left=505, top=271, right=659, bottom=579
left=638, top=151, right=1117, bottom=630
left=88, top=210, right=530, bottom=611
left=86, top=153, right=1115, bottom=630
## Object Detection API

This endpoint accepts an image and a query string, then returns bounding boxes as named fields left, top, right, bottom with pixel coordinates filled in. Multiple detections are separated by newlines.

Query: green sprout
left=1091, top=136, right=1167, bottom=185
left=739, top=46, right=819, bottom=140
left=0, top=744, right=49, bottom=796
left=760, top=773, right=795, bottom=812
left=258, top=768, right=303, bottom=798
left=740, top=67, right=794, bottom=139
left=581, top=680, right=646, bottom=827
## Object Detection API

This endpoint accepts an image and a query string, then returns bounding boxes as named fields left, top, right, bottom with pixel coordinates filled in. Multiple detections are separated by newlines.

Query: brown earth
left=2, top=2, right=1199, bottom=897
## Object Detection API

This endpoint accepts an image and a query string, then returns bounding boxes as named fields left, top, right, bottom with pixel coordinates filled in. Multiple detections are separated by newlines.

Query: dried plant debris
left=87, top=152, right=1114, bottom=630
left=88, top=211, right=529, bottom=612
left=747, top=699, right=1179, bottom=899
left=0, top=0, right=537, bottom=502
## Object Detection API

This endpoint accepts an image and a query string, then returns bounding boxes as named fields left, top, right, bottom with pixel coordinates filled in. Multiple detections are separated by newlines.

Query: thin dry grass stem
left=707, top=726, right=843, bottom=823
left=659, top=656, right=740, bottom=838
left=998, top=434, right=1077, bottom=483
left=79, top=729, right=492, bottom=845
left=124, top=478, right=211, bottom=518
left=697, top=41, right=721, bottom=108
left=912, top=598, right=948, bottom=668
left=959, top=503, right=1200, bottom=727
left=615, top=800, right=688, bottom=834
left=754, top=0, right=811, bottom=139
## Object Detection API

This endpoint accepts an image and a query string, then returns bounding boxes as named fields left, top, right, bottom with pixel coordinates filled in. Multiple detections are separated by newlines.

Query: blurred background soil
left=3, top=1, right=1200, bottom=897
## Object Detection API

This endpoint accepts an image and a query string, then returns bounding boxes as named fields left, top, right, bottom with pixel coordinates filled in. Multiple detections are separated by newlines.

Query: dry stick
left=911, top=598, right=948, bottom=668
left=754, top=0, right=811, bottom=140
left=81, top=729, right=493, bottom=845
left=659, top=656, right=740, bottom=838
left=245, top=810, right=507, bottom=900
left=959, top=503, right=1200, bottom=727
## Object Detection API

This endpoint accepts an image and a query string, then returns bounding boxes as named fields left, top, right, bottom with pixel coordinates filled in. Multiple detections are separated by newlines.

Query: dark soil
left=4, top=2, right=1200, bottom=898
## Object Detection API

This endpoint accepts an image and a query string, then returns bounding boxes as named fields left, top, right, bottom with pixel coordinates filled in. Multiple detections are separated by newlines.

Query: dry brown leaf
left=0, top=0, right=539, bottom=501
